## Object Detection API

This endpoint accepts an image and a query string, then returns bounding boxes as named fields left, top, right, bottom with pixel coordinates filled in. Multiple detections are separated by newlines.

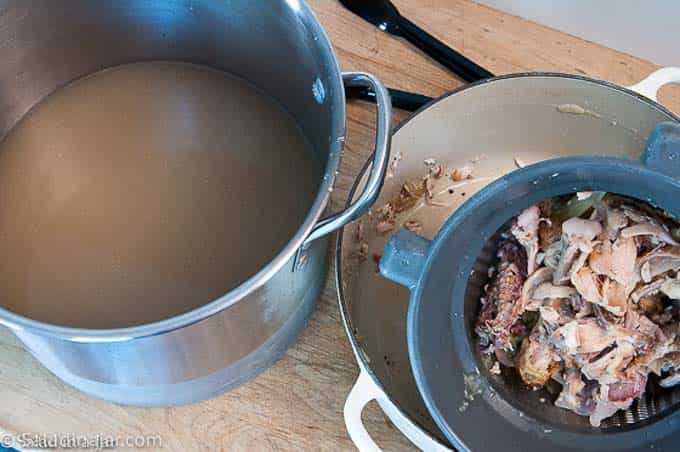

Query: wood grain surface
left=0, top=1, right=678, bottom=451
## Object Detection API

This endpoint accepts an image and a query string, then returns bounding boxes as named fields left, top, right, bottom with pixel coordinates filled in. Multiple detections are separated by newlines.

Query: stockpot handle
left=303, top=72, right=392, bottom=245
left=628, top=67, right=680, bottom=102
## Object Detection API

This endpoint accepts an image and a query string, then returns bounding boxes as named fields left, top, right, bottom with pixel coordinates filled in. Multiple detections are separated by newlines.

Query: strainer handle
left=642, top=121, right=680, bottom=180
left=628, top=67, right=680, bottom=102
left=379, top=230, right=432, bottom=289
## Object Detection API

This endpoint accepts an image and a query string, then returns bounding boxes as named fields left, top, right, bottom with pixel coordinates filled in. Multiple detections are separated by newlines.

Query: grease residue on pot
left=556, top=103, right=601, bottom=118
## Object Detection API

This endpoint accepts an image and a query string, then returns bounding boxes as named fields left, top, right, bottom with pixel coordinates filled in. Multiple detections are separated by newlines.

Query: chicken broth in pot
left=0, top=61, right=322, bottom=329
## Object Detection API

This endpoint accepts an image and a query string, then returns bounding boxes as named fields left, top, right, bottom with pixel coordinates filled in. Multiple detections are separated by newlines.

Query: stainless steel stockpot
left=0, top=0, right=391, bottom=406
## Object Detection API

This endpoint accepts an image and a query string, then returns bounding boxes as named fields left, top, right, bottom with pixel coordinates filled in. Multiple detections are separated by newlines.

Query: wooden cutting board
left=1, top=0, right=678, bottom=450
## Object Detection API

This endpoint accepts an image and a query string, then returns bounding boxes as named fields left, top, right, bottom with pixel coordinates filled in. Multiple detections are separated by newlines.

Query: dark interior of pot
left=464, top=214, right=680, bottom=433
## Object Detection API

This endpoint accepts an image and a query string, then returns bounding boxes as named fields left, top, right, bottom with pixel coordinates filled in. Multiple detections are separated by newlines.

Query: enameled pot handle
left=628, top=67, right=680, bottom=101
left=303, top=72, right=392, bottom=245
left=642, top=121, right=680, bottom=179
left=344, top=369, right=384, bottom=452
left=345, top=368, right=451, bottom=452
left=379, top=230, right=431, bottom=289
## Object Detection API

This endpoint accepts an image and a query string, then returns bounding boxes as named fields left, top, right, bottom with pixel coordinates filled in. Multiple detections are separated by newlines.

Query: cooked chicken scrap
left=476, top=238, right=527, bottom=353
left=476, top=194, right=680, bottom=427
left=517, top=320, right=560, bottom=386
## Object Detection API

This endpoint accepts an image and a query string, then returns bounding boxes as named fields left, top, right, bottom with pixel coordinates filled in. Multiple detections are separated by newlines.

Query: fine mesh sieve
left=465, top=224, right=680, bottom=432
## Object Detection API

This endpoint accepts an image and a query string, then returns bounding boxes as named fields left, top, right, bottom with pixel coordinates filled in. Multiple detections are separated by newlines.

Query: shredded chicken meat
left=475, top=194, right=680, bottom=427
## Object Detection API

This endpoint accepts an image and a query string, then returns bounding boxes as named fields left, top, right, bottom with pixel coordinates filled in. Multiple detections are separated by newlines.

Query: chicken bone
left=543, top=239, right=563, bottom=272
left=581, top=341, right=636, bottom=384
left=631, top=276, right=669, bottom=303
left=553, top=218, right=602, bottom=285
left=551, top=318, right=632, bottom=355
left=478, top=239, right=528, bottom=352
left=532, top=282, right=578, bottom=302
left=555, top=368, right=596, bottom=417
left=563, top=217, right=604, bottom=243
left=519, top=267, right=553, bottom=312
left=621, top=222, right=679, bottom=247
left=511, top=205, right=549, bottom=275
left=604, top=207, right=629, bottom=241
left=571, top=267, right=627, bottom=316
left=661, top=275, right=680, bottom=300
left=517, top=322, right=561, bottom=386
left=610, top=237, right=638, bottom=289
left=637, top=246, right=680, bottom=283
left=589, top=382, right=641, bottom=427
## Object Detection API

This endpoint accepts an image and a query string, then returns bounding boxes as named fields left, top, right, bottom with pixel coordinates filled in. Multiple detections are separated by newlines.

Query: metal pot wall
left=0, top=0, right=391, bottom=406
